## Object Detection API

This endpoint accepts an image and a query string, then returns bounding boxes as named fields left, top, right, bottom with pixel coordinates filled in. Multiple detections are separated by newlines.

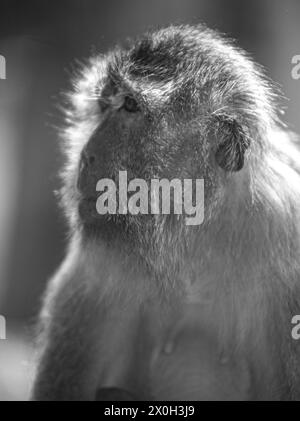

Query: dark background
left=0, top=0, right=300, bottom=400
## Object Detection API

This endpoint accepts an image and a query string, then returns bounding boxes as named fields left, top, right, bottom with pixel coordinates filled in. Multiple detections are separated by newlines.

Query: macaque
left=32, top=24, right=300, bottom=400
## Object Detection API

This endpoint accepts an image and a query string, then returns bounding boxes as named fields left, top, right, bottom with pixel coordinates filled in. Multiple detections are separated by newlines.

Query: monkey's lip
left=78, top=196, right=98, bottom=208
left=78, top=196, right=98, bottom=219
left=80, top=196, right=97, bottom=203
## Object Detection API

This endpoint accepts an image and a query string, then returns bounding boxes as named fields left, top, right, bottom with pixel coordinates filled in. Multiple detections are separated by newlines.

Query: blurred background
left=0, top=0, right=300, bottom=401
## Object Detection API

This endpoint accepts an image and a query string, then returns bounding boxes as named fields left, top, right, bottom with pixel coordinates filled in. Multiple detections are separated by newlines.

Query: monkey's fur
left=32, top=24, right=300, bottom=400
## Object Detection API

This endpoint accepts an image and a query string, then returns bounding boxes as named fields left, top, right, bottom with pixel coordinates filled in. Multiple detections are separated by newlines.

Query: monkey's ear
left=214, top=116, right=250, bottom=172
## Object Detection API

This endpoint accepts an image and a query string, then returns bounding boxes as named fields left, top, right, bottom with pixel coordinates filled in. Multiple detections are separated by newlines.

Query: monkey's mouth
left=78, top=195, right=131, bottom=225
left=78, top=196, right=99, bottom=221
left=77, top=193, right=157, bottom=238
left=77, top=195, right=139, bottom=243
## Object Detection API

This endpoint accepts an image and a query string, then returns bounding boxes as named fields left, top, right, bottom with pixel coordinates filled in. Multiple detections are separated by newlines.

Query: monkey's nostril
left=81, top=150, right=96, bottom=168
left=88, top=156, right=96, bottom=165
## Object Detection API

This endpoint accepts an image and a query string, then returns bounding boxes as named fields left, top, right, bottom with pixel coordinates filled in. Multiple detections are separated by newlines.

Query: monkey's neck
left=185, top=155, right=299, bottom=323
left=200, top=156, right=299, bottom=280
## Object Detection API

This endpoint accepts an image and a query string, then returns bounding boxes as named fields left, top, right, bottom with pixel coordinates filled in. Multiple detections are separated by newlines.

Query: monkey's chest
left=146, top=306, right=251, bottom=400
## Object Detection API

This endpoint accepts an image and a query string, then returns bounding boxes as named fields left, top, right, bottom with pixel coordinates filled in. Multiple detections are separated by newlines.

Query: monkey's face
left=62, top=26, right=268, bottom=262
left=73, top=78, right=215, bottom=238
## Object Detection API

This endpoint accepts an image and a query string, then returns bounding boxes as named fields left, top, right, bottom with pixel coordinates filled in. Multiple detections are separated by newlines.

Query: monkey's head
left=60, top=24, right=278, bottom=272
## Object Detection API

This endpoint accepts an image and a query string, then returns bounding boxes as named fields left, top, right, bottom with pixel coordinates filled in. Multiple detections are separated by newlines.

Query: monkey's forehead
left=71, top=24, right=277, bottom=122
left=115, top=25, right=257, bottom=84
left=79, top=25, right=248, bottom=84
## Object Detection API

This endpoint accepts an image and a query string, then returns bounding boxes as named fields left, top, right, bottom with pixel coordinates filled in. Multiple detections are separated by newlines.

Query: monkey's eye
left=123, top=96, right=139, bottom=113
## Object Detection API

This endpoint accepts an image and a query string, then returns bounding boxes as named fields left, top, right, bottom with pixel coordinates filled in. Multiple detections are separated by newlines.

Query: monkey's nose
left=81, top=149, right=96, bottom=168
left=87, top=155, right=96, bottom=166
left=77, top=150, right=97, bottom=193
